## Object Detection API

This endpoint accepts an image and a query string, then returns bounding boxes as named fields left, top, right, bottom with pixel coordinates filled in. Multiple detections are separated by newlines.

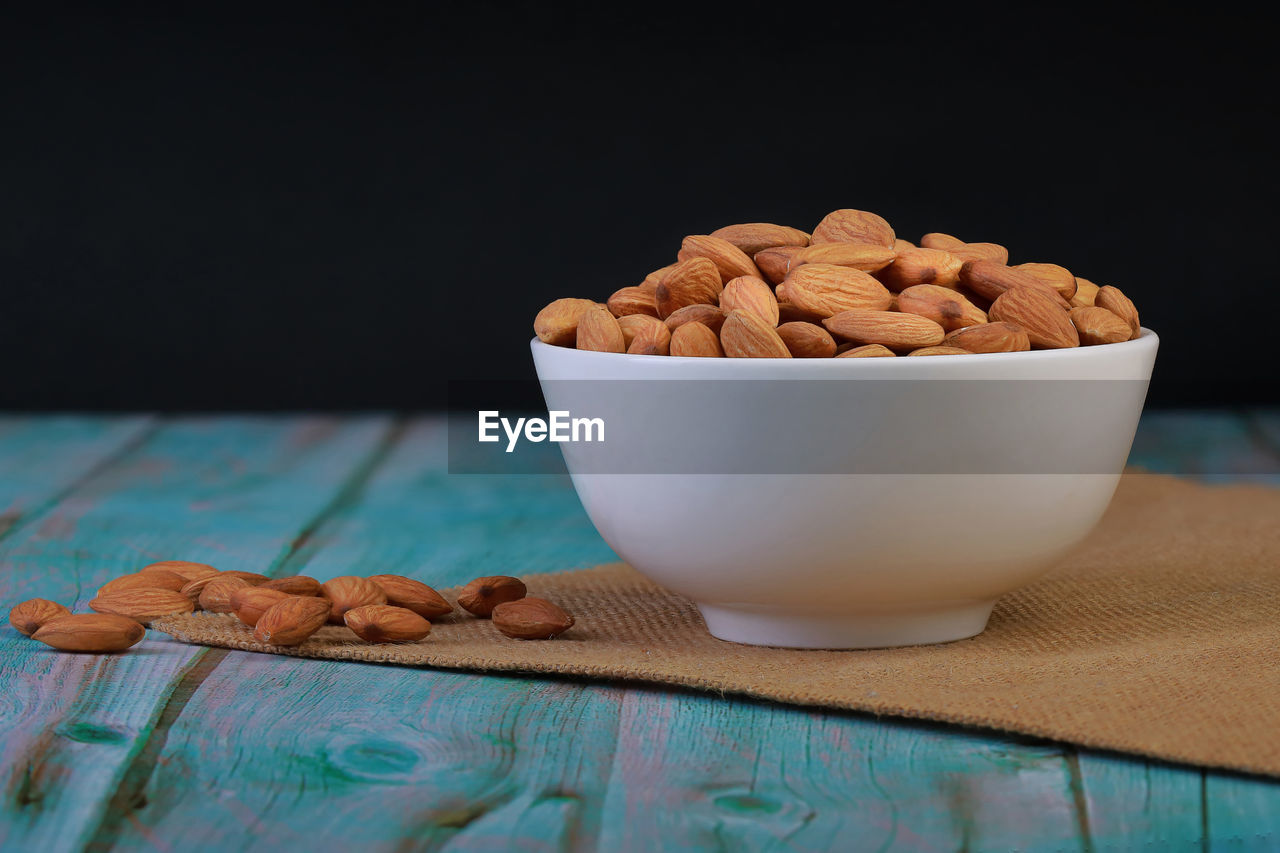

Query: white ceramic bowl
left=531, top=331, right=1159, bottom=648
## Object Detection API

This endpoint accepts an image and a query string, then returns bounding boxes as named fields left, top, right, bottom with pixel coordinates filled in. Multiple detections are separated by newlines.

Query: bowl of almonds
left=530, top=208, right=1158, bottom=649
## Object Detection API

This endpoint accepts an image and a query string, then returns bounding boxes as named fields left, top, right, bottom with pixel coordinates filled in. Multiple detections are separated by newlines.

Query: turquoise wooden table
left=1, top=412, right=1278, bottom=851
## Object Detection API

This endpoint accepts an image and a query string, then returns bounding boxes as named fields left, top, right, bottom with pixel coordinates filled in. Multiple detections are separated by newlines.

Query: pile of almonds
left=534, top=209, right=1141, bottom=357
left=8, top=560, right=574, bottom=653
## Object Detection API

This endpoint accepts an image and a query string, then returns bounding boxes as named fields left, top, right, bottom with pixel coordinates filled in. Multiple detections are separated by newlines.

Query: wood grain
left=0, top=416, right=393, bottom=850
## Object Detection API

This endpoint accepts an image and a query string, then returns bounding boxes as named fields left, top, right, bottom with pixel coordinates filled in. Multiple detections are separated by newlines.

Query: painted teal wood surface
left=0, top=413, right=1277, bottom=851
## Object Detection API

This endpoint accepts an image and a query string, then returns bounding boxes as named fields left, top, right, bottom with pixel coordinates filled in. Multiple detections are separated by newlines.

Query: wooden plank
left=0, top=415, right=153, bottom=539
left=1205, top=773, right=1280, bottom=850
left=0, top=416, right=394, bottom=851
left=99, top=420, right=625, bottom=851
left=1130, top=410, right=1280, bottom=483
left=1073, top=753, right=1204, bottom=847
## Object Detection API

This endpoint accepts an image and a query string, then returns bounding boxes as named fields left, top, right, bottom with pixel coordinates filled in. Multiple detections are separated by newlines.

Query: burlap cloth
left=153, top=474, right=1280, bottom=777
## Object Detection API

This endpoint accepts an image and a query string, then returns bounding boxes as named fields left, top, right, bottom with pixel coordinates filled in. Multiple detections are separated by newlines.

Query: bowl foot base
left=696, top=600, right=997, bottom=649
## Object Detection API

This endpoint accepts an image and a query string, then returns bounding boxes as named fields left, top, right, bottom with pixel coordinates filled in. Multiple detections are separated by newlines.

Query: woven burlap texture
left=153, top=473, right=1280, bottom=777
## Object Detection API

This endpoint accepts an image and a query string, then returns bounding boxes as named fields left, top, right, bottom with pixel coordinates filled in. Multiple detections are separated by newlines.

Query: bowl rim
left=531, top=327, right=1158, bottom=367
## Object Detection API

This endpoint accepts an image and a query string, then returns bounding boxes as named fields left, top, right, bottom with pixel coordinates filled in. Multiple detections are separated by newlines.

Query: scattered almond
left=721, top=310, right=792, bottom=358
left=252, top=596, right=331, bottom=646
left=219, top=570, right=270, bottom=586
left=141, top=560, right=220, bottom=582
left=198, top=576, right=252, bottom=613
left=709, top=223, right=810, bottom=256
left=9, top=599, right=71, bottom=637
left=920, top=232, right=965, bottom=250
left=33, top=614, right=145, bottom=653
left=948, top=242, right=1010, bottom=264
left=458, top=576, right=527, bottom=617
left=810, top=209, right=895, bottom=247
left=259, top=575, right=323, bottom=596
left=670, top=321, right=726, bottom=358
left=98, top=570, right=186, bottom=597
left=491, top=597, right=575, bottom=640
left=90, top=588, right=194, bottom=623
left=321, top=576, right=387, bottom=624
left=231, top=586, right=295, bottom=627
left=344, top=604, right=432, bottom=643
left=368, top=575, right=454, bottom=619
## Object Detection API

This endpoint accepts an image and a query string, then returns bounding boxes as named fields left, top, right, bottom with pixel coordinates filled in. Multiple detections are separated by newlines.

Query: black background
left=2, top=2, right=1275, bottom=410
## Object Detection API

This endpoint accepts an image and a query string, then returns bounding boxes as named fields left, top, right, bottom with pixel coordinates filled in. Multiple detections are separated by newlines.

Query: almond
left=941, top=322, right=1030, bottom=353
left=32, top=613, right=145, bottom=653
left=669, top=322, right=725, bottom=357
left=491, top=597, right=575, bottom=640
left=811, top=209, right=895, bottom=247
left=1013, top=262, right=1077, bottom=299
left=619, top=314, right=672, bottom=355
left=219, top=570, right=270, bottom=586
left=90, top=588, right=194, bottom=623
left=534, top=298, right=597, bottom=347
left=989, top=287, right=1079, bottom=349
left=1095, top=286, right=1140, bottom=338
left=785, top=264, right=893, bottom=317
left=776, top=322, right=837, bottom=358
left=231, top=586, right=295, bottom=627
left=9, top=598, right=71, bottom=636
left=259, top=575, right=323, bottom=596
left=368, top=575, right=454, bottom=619
left=199, top=577, right=251, bottom=613
left=721, top=310, right=792, bottom=358
left=907, top=346, right=973, bottom=356
left=920, top=232, right=966, bottom=250
left=896, top=284, right=988, bottom=331
left=662, top=303, right=727, bottom=335
left=893, top=238, right=916, bottom=252
left=709, top=223, right=811, bottom=255
left=948, top=242, right=1010, bottom=264
left=835, top=344, right=897, bottom=358
left=822, top=310, right=946, bottom=350
left=321, top=576, right=387, bottom=624
left=607, top=285, right=659, bottom=318
left=457, top=575, right=527, bottom=617
left=877, top=248, right=964, bottom=291
left=1071, top=276, right=1100, bottom=308
left=141, top=561, right=220, bottom=582
left=753, top=246, right=806, bottom=285
left=959, top=260, right=1070, bottom=306
left=180, top=573, right=227, bottom=605
left=655, top=257, right=722, bottom=319
left=1070, top=306, right=1133, bottom=346
left=98, top=570, right=186, bottom=597
left=344, top=604, right=432, bottom=643
left=776, top=302, right=826, bottom=324
left=252, top=596, right=331, bottom=646
left=791, top=243, right=896, bottom=273
left=641, top=263, right=678, bottom=290
left=576, top=305, right=626, bottom=353
left=719, top=276, right=779, bottom=326
left=677, top=235, right=761, bottom=283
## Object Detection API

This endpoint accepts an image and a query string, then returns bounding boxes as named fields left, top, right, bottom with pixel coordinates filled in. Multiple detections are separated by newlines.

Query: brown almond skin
left=9, top=598, right=71, bottom=637
left=218, top=570, right=269, bottom=586
left=662, top=303, right=727, bottom=334
left=948, top=243, right=1010, bottom=264
left=534, top=298, right=597, bottom=347
left=721, top=310, right=792, bottom=359
left=670, top=322, right=725, bottom=358
left=640, top=264, right=678, bottom=290
left=198, top=576, right=251, bottom=613
left=321, top=576, right=388, bottom=624
left=989, top=288, right=1080, bottom=349
left=810, top=209, right=895, bottom=247
left=776, top=322, right=837, bottom=358
left=98, top=570, right=186, bottom=597
left=344, top=604, right=432, bottom=643
left=655, top=257, right=722, bottom=319
left=90, top=589, right=195, bottom=623
left=491, top=597, right=575, bottom=640
left=785, top=264, right=894, bottom=317
left=576, top=305, right=626, bottom=353
left=32, top=614, right=145, bottom=653
left=606, top=285, right=659, bottom=318
left=776, top=302, right=826, bottom=325
left=677, top=234, right=762, bottom=283
left=942, top=322, right=1031, bottom=353
left=906, top=346, right=973, bottom=357
left=822, top=310, right=946, bottom=350
left=259, top=575, right=323, bottom=596
left=877, top=248, right=963, bottom=291
left=252, top=596, right=331, bottom=646
left=720, top=276, right=779, bottom=326
left=1013, top=262, right=1077, bottom=299
left=790, top=243, right=896, bottom=273
left=624, top=316, right=672, bottom=356
left=1095, top=286, right=1140, bottom=338
left=457, top=576, right=527, bottom=617
left=368, top=575, right=454, bottom=619
left=709, top=223, right=810, bottom=256
left=180, top=573, right=227, bottom=605
left=1070, top=306, right=1133, bottom=346
left=753, top=246, right=806, bottom=285
left=920, top=232, right=965, bottom=250
left=231, top=586, right=295, bottom=627
left=896, top=285, right=988, bottom=331
left=141, top=560, right=220, bottom=582
left=835, top=344, right=897, bottom=358
left=1071, top=276, right=1100, bottom=308
left=959, top=260, right=1068, bottom=305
